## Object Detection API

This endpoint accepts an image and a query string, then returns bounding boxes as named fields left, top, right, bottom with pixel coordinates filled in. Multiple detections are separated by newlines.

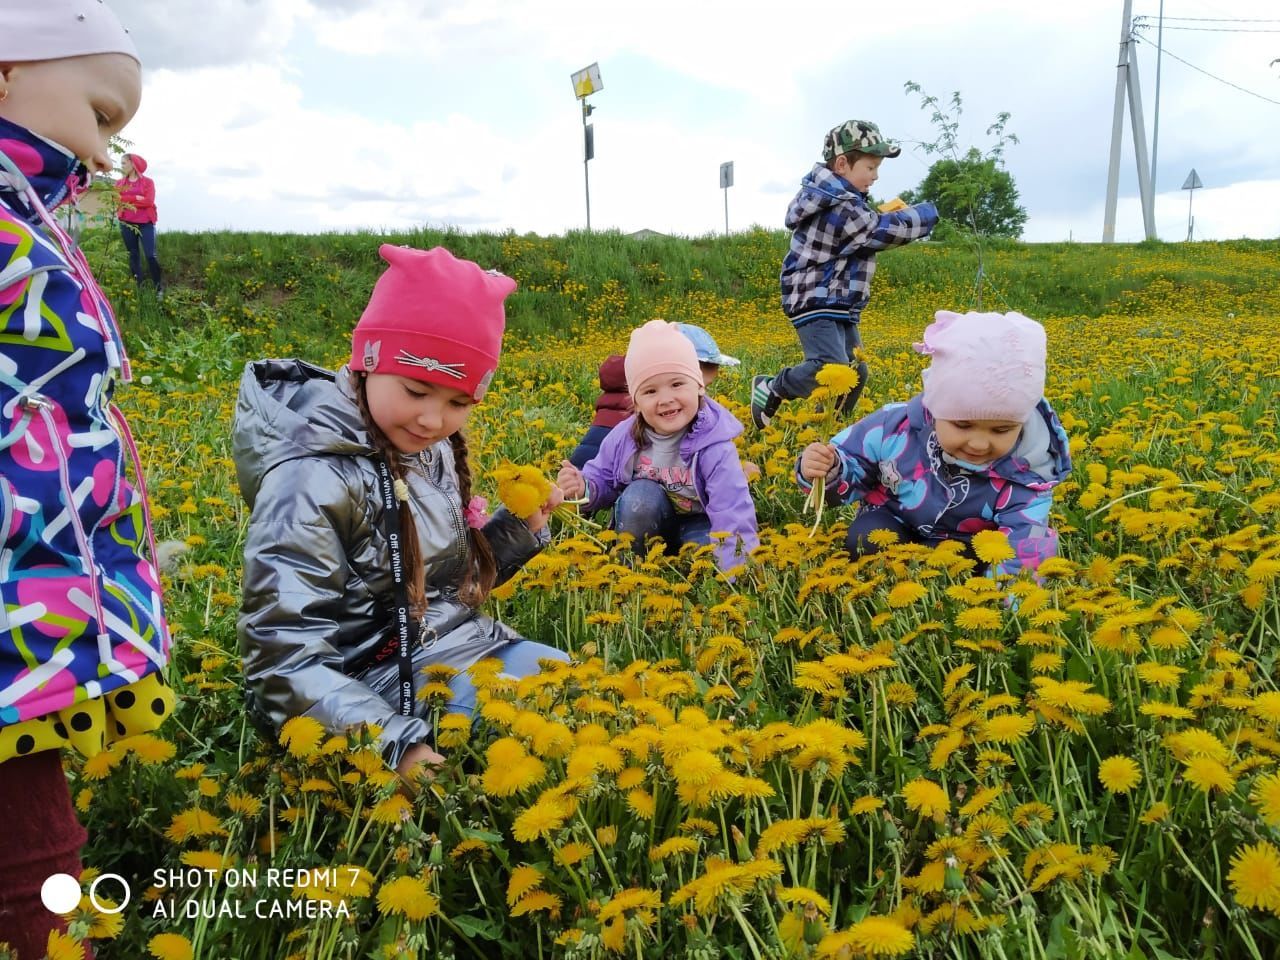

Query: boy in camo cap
left=750, top=120, right=938, bottom=429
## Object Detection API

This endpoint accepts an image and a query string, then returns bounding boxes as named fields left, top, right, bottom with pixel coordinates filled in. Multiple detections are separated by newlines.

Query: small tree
left=901, top=148, right=1027, bottom=240
left=901, top=82, right=1023, bottom=308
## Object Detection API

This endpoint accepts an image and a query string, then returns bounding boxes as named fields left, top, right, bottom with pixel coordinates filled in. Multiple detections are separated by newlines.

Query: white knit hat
left=0, top=0, right=139, bottom=64
left=915, top=310, right=1047, bottom=422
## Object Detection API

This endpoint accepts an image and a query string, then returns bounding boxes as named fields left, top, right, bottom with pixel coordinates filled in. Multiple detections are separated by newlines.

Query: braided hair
left=448, top=431, right=498, bottom=607
left=349, top=369, right=497, bottom=614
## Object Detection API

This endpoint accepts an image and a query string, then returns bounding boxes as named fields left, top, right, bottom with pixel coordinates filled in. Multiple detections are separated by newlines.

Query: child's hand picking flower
left=800, top=443, right=837, bottom=481
left=556, top=460, right=586, bottom=500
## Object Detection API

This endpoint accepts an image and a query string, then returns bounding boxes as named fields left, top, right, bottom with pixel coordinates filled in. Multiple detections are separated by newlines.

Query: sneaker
left=155, top=286, right=166, bottom=303
left=750, top=375, right=780, bottom=430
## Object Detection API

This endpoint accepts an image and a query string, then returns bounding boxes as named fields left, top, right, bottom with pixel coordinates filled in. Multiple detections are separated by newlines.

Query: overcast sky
left=110, top=0, right=1280, bottom=242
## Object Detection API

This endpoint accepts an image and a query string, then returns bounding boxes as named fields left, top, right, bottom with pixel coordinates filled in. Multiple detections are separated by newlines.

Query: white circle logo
left=89, top=873, right=131, bottom=914
left=40, top=873, right=81, bottom=914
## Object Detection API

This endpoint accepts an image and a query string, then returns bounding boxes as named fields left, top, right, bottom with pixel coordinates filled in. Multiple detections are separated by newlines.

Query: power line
left=1138, top=24, right=1280, bottom=32
left=1132, top=31, right=1280, bottom=106
left=1136, top=14, right=1280, bottom=22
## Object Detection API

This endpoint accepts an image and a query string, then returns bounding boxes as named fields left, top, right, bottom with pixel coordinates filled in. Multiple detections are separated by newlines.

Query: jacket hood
left=908, top=394, right=1071, bottom=485
left=125, top=153, right=147, bottom=174
left=659, top=396, right=742, bottom=457
left=598, top=354, right=627, bottom=392
left=233, top=360, right=374, bottom=509
left=784, top=163, right=861, bottom=228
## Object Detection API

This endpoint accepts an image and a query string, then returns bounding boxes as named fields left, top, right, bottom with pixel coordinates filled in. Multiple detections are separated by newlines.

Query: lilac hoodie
left=582, top=397, right=759, bottom=571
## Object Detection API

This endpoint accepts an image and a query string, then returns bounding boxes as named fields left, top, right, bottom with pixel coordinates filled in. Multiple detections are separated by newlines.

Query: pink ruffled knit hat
left=0, top=0, right=139, bottom=63
left=915, top=310, right=1046, bottom=422
left=350, top=245, right=516, bottom=401
left=624, top=319, right=704, bottom=398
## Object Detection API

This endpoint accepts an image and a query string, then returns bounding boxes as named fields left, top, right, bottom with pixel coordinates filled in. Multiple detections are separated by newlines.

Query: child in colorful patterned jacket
left=0, top=2, right=173, bottom=953
left=557, top=320, right=759, bottom=573
left=752, top=119, right=938, bottom=430
left=797, top=311, right=1071, bottom=578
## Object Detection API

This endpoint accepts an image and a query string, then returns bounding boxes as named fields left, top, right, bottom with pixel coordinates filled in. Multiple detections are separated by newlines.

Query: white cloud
left=112, top=0, right=309, bottom=69
left=107, top=0, right=1280, bottom=242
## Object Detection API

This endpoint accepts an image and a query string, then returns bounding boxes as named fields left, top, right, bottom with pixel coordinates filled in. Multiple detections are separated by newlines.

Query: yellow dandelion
left=814, top=363, right=862, bottom=394
left=376, top=875, right=439, bottom=921
left=1250, top=771, right=1280, bottom=827
left=971, top=530, right=1015, bottom=565
left=47, top=931, right=87, bottom=960
left=1098, top=756, right=1142, bottom=793
left=1135, top=662, right=1186, bottom=689
left=1140, top=702, right=1194, bottom=720
left=902, top=778, right=950, bottom=819
left=1183, top=756, right=1236, bottom=794
left=510, top=890, right=562, bottom=918
left=1229, top=841, right=1280, bottom=915
left=148, top=933, right=194, bottom=960
left=649, top=837, right=700, bottom=862
left=979, top=712, right=1036, bottom=744
left=851, top=795, right=884, bottom=816
left=1030, top=652, right=1064, bottom=674
left=1251, top=693, right=1280, bottom=725
left=368, top=794, right=414, bottom=825
left=506, top=865, right=543, bottom=907
left=887, top=582, right=929, bottom=608
left=1140, top=802, right=1171, bottom=824
left=279, top=716, right=326, bottom=759
left=511, top=797, right=574, bottom=842
left=777, top=885, right=833, bottom=917
left=955, top=607, right=1003, bottom=631
left=817, top=916, right=915, bottom=957
left=959, top=785, right=1003, bottom=817
left=627, top=789, right=657, bottom=820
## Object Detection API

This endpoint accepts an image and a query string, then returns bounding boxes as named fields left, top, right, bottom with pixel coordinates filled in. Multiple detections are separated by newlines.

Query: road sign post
left=571, top=63, right=603, bottom=233
left=719, top=161, right=734, bottom=236
left=1181, top=168, right=1202, bottom=241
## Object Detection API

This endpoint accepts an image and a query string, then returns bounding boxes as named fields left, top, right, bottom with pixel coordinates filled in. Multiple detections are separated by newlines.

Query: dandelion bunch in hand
left=491, top=463, right=552, bottom=520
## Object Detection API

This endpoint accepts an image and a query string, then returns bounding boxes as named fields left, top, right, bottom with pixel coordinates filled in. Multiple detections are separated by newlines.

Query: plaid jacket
left=780, top=164, right=937, bottom=320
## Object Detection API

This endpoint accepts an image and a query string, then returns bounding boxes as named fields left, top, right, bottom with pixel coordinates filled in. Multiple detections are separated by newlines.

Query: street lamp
left=570, top=62, right=602, bottom=232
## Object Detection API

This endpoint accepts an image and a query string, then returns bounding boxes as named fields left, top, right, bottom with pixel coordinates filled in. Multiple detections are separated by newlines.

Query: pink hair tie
left=463, top=496, right=490, bottom=530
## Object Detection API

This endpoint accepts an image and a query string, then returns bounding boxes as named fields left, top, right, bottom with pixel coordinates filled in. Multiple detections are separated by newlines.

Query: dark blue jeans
left=614, top=479, right=711, bottom=555
left=772, top=311, right=867, bottom=413
left=847, top=506, right=984, bottom=571
left=119, top=221, right=163, bottom=289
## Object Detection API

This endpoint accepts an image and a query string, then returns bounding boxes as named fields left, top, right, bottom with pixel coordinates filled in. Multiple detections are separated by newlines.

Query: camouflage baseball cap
left=822, top=120, right=901, bottom=161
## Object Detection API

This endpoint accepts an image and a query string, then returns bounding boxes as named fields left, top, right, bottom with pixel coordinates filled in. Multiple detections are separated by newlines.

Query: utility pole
left=1150, top=0, right=1165, bottom=201
left=1103, top=0, right=1156, bottom=242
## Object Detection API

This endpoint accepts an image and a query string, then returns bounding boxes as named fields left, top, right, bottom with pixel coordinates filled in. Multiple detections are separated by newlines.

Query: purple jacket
left=799, top=395, right=1072, bottom=577
left=582, top=398, right=759, bottom=571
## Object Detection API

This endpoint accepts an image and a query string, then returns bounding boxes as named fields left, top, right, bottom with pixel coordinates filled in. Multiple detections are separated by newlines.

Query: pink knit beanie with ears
left=624, top=319, right=704, bottom=398
left=350, top=245, right=516, bottom=401
left=915, top=310, right=1046, bottom=422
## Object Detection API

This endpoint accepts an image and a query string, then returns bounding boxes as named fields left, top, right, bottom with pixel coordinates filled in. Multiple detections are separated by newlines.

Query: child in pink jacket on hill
left=116, top=151, right=165, bottom=297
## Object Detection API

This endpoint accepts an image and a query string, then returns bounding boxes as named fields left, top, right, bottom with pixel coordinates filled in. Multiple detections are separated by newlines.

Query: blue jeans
left=772, top=311, right=867, bottom=413
left=119, top=221, right=163, bottom=289
left=846, top=506, right=984, bottom=571
left=614, top=479, right=711, bottom=555
left=445, top=640, right=569, bottom=715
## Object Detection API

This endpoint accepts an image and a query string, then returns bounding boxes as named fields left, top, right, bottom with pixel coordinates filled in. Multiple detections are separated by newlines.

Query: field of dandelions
left=22, top=230, right=1280, bottom=960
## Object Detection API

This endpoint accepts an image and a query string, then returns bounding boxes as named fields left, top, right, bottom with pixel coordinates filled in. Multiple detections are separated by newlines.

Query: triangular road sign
left=1182, top=169, right=1203, bottom=190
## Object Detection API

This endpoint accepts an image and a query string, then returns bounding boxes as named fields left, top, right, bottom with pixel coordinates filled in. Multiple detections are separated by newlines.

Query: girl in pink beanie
left=556, top=319, right=759, bottom=572
left=233, top=244, right=568, bottom=790
left=0, top=3, right=177, bottom=953
left=797, top=310, right=1072, bottom=577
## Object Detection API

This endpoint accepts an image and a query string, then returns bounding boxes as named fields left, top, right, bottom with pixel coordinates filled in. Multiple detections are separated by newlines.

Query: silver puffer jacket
left=233, top=359, right=548, bottom=767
